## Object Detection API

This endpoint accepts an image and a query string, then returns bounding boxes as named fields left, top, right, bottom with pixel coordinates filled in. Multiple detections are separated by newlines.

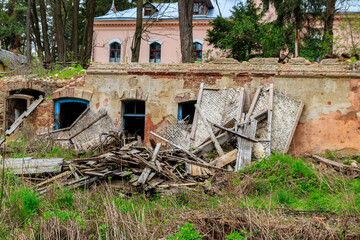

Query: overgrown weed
left=0, top=154, right=358, bottom=239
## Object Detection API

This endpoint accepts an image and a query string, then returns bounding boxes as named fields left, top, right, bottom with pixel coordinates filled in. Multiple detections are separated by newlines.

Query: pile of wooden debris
left=2, top=83, right=320, bottom=192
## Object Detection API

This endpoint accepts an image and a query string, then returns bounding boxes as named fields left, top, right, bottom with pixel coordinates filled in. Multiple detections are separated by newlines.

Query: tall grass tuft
left=8, top=187, right=40, bottom=224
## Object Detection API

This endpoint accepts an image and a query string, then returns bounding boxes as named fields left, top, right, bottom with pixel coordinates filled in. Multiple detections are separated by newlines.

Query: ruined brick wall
left=0, top=76, right=84, bottom=136
left=1, top=58, right=359, bottom=156
left=85, top=58, right=360, bottom=156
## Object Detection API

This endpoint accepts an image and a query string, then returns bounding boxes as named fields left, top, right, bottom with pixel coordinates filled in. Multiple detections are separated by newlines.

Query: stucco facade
left=93, top=0, right=360, bottom=64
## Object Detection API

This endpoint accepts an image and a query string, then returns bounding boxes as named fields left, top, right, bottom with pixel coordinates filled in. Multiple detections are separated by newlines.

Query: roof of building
left=94, top=0, right=360, bottom=22
left=337, top=0, right=360, bottom=13
left=94, top=0, right=243, bottom=21
left=0, top=49, right=26, bottom=69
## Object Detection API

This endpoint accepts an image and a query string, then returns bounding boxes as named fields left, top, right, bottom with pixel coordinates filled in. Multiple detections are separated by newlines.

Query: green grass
left=238, top=153, right=360, bottom=214
left=0, top=154, right=359, bottom=239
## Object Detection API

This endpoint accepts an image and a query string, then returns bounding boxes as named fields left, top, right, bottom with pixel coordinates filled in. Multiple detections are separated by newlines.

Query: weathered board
left=235, top=118, right=257, bottom=171
left=1, top=157, right=63, bottom=175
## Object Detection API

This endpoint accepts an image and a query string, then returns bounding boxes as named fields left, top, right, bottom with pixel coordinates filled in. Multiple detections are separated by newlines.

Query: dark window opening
left=194, top=2, right=206, bottom=15
left=178, top=101, right=196, bottom=124
left=123, top=100, right=145, bottom=139
left=109, top=42, right=121, bottom=62
left=54, top=99, right=89, bottom=130
left=193, top=42, right=203, bottom=62
left=5, top=89, right=44, bottom=130
left=149, top=42, right=161, bottom=63
left=5, top=98, right=28, bottom=130
left=144, top=2, right=157, bottom=16
left=59, top=102, right=87, bottom=129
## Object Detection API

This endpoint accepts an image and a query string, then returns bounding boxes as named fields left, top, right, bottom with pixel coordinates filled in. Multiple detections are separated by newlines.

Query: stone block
left=289, top=57, right=311, bottom=65
left=82, top=90, right=93, bottom=101
left=248, top=58, right=279, bottom=65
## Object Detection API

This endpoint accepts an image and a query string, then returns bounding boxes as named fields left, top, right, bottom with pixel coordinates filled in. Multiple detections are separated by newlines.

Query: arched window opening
left=149, top=42, right=161, bottom=63
left=122, top=100, right=145, bottom=139
left=178, top=100, right=196, bottom=124
left=5, top=89, right=45, bottom=130
left=54, top=98, right=89, bottom=130
left=193, top=42, right=202, bottom=62
left=109, top=42, right=121, bottom=62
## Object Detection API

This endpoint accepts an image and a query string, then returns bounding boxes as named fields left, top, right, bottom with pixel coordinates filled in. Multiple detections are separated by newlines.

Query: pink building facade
left=93, top=0, right=360, bottom=64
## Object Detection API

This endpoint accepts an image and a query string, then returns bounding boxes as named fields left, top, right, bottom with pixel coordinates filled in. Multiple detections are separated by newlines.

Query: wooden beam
left=235, top=88, right=245, bottom=132
left=190, top=82, right=205, bottom=140
left=213, top=124, right=258, bottom=143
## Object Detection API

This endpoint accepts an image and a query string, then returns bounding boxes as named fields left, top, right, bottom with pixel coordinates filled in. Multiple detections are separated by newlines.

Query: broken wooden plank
left=135, top=143, right=161, bottom=185
left=36, top=171, right=71, bottom=188
left=213, top=124, right=258, bottom=143
left=266, top=84, right=274, bottom=157
left=210, top=149, right=238, bottom=168
left=5, top=96, right=44, bottom=136
left=192, top=132, right=231, bottom=155
left=150, top=131, right=207, bottom=164
left=235, top=88, right=245, bottom=132
left=69, top=164, right=80, bottom=180
left=157, top=182, right=202, bottom=188
left=235, top=117, right=257, bottom=171
left=1, top=157, right=63, bottom=175
left=246, top=87, right=261, bottom=122
left=190, top=82, right=205, bottom=140
left=195, top=104, right=224, bottom=156
left=306, top=154, right=360, bottom=172
left=165, top=155, right=230, bottom=172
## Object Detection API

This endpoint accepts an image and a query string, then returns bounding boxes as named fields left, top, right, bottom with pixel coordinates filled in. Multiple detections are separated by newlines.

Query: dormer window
left=193, top=0, right=213, bottom=15
left=144, top=2, right=157, bottom=16
left=194, top=3, right=206, bottom=15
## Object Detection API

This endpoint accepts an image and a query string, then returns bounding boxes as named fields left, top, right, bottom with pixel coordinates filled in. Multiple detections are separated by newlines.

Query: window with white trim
left=149, top=42, right=161, bottom=63
left=193, top=42, right=203, bottom=62
left=109, top=42, right=121, bottom=62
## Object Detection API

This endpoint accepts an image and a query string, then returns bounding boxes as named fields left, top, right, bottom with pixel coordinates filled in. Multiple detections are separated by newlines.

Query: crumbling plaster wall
left=85, top=58, right=360, bottom=156
left=0, top=75, right=83, bottom=135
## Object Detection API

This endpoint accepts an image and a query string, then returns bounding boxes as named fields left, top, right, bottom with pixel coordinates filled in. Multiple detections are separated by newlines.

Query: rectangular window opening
left=178, top=101, right=196, bottom=124
left=123, top=100, right=145, bottom=139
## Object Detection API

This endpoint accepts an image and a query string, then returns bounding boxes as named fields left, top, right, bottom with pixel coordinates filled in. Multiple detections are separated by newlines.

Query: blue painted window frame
left=54, top=98, right=89, bottom=130
left=122, top=100, right=146, bottom=131
left=178, top=100, right=196, bottom=121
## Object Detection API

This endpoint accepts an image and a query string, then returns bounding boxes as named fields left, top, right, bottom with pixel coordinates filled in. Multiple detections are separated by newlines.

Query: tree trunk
left=81, top=0, right=96, bottom=64
left=71, top=0, right=79, bottom=61
left=178, top=0, right=194, bottom=63
left=324, top=0, right=336, bottom=54
left=131, top=0, right=143, bottom=62
left=26, top=0, right=31, bottom=64
left=39, top=0, right=51, bottom=64
left=54, top=0, right=65, bottom=63
left=31, top=0, right=43, bottom=56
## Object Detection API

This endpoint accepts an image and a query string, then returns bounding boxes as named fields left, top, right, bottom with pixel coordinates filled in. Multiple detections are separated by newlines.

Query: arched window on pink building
left=109, top=42, right=121, bottom=62
left=193, top=39, right=203, bottom=62
left=149, top=42, right=161, bottom=63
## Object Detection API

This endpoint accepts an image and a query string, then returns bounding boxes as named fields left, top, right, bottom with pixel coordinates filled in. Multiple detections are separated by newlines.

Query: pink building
left=93, top=0, right=360, bottom=64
